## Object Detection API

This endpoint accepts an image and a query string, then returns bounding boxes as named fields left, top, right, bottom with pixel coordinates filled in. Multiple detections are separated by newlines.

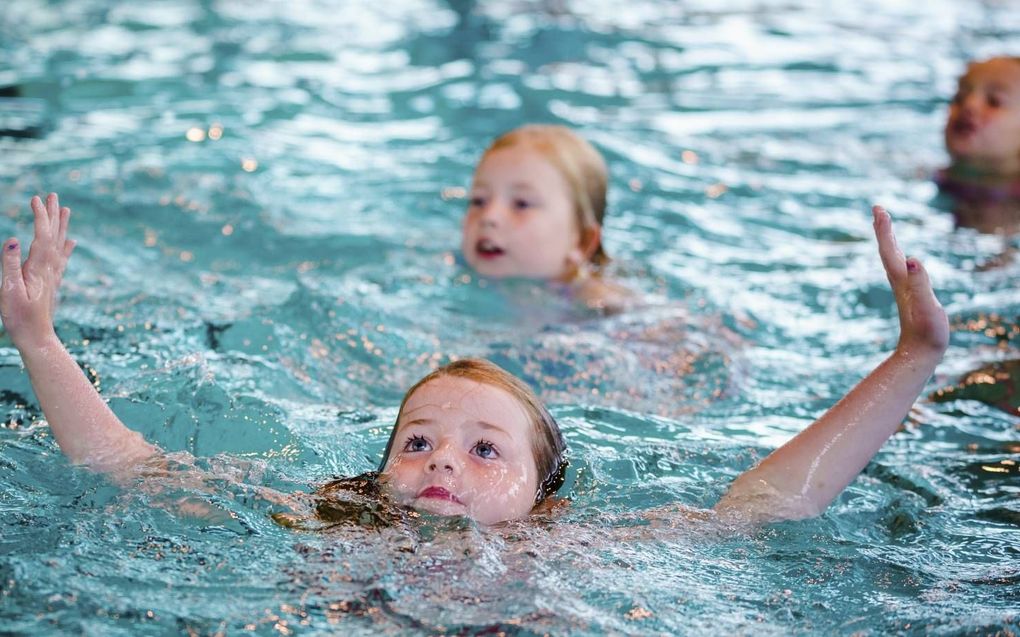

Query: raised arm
left=1, top=193, right=157, bottom=472
left=714, top=206, right=950, bottom=523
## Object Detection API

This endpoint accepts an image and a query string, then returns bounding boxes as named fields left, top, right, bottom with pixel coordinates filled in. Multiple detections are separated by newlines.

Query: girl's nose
left=427, top=443, right=461, bottom=474
left=478, top=200, right=506, bottom=228
left=428, top=460, right=454, bottom=472
left=960, top=92, right=983, bottom=113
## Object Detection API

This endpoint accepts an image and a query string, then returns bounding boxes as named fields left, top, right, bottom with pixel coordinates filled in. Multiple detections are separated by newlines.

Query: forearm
left=18, top=331, right=157, bottom=471
left=718, top=347, right=941, bottom=519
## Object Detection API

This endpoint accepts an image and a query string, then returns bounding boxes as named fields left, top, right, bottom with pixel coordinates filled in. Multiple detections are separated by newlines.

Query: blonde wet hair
left=482, top=125, right=610, bottom=266
left=379, top=358, right=568, bottom=504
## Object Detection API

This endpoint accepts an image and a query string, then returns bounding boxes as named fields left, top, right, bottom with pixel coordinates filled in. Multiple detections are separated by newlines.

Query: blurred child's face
left=380, top=376, right=540, bottom=525
left=945, top=58, right=1020, bottom=174
left=461, top=145, right=585, bottom=280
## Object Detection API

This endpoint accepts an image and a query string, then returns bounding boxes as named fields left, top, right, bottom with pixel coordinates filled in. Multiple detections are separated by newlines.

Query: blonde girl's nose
left=428, top=460, right=454, bottom=472
left=478, top=198, right=509, bottom=227
left=427, top=442, right=460, bottom=473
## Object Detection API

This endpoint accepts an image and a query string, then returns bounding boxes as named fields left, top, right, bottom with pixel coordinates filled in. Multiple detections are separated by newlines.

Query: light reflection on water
left=1, top=0, right=1018, bottom=634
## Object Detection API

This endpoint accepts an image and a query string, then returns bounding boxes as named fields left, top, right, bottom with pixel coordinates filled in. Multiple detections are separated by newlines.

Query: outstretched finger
left=57, top=206, right=71, bottom=246
left=47, top=193, right=61, bottom=239
left=1, top=239, right=26, bottom=299
left=30, top=196, right=51, bottom=245
left=53, top=240, right=76, bottom=290
left=872, top=205, right=906, bottom=285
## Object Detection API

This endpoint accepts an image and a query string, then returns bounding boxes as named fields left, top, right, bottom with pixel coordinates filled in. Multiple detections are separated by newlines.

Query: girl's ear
left=577, top=225, right=602, bottom=262
left=564, top=226, right=602, bottom=281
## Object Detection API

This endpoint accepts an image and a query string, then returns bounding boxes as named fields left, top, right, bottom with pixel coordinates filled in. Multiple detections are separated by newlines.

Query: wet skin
left=945, top=57, right=1020, bottom=176
left=381, top=376, right=540, bottom=525
left=461, top=145, right=586, bottom=280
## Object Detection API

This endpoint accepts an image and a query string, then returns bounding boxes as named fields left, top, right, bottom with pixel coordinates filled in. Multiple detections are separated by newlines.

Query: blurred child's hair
left=379, top=358, right=568, bottom=503
left=971, top=55, right=1020, bottom=68
left=483, top=125, right=610, bottom=266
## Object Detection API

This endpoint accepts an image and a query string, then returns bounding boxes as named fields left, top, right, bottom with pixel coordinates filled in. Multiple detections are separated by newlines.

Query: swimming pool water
left=1, top=0, right=1018, bottom=634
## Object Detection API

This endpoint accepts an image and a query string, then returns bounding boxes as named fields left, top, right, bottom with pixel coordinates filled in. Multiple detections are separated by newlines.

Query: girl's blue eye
left=404, top=435, right=431, bottom=453
left=513, top=199, right=532, bottom=211
left=472, top=440, right=498, bottom=459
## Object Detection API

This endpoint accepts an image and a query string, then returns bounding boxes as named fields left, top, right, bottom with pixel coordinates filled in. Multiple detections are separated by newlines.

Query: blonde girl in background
left=461, top=125, right=632, bottom=312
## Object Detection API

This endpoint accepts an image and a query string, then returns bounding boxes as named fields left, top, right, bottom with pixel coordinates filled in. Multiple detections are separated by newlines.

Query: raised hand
left=715, top=205, right=949, bottom=523
left=1, top=193, right=76, bottom=350
left=872, top=205, right=950, bottom=359
left=0, top=193, right=155, bottom=469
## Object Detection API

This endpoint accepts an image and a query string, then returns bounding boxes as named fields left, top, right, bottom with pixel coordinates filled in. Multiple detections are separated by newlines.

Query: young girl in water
left=937, top=55, right=1020, bottom=217
left=2, top=193, right=948, bottom=526
left=931, top=55, right=1019, bottom=411
left=460, top=125, right=632, bottom=311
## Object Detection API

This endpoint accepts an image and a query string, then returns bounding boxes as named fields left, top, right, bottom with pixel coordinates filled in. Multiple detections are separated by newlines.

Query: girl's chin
left=948, top=156, right=1020, bottom=177
left=412, top=498, right=469, bottom=517
left=467, top=258, right=512, bottom=278
left=468, top=262, right=570, bottom=281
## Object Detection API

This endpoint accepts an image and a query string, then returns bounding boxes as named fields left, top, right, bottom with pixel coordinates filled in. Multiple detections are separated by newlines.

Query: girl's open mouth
left=476, top=239, right=505, bottom=259
left=950, top=119, right=977, bottom=136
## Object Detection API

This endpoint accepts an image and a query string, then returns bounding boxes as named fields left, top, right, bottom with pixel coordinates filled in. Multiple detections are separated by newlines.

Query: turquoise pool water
left=1, top=0, right=1019, bottom=634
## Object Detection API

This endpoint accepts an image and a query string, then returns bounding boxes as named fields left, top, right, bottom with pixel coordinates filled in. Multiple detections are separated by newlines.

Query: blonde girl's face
left=945, top=58, right=1020, bottom=174
left=380, top=376, right=541, bottom=525
left=461, top=145, right=586, bottom=280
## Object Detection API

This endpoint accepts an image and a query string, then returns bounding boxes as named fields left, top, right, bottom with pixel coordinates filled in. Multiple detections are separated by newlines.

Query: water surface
left=1, top=0, right=1018, bottom=634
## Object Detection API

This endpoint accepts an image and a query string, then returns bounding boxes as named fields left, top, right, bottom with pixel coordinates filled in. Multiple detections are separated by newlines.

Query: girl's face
left=380, top=375, right=540, bottom=525
left=945, top=58, right=1020, bottom=174
left=461, top=145, right=586, bottom=280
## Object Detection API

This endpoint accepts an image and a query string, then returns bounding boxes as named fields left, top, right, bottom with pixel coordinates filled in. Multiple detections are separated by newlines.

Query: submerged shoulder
left=571, top=275, right=637, bottom=313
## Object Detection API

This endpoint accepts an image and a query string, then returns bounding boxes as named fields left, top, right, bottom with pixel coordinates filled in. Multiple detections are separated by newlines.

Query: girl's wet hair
left=482, top=125, right=610, bottom=267
left=378, top=358, right=568, bottom=504
left=275, top=471, right=422, bottom=532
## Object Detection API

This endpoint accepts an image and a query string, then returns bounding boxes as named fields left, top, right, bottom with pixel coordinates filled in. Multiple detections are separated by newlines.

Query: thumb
left=904, top=256, right=940, bottom=310
left=2, top=238, right=26, bottom=299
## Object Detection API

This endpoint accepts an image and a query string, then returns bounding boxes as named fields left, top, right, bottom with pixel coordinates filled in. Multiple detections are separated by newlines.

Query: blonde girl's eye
left=403, top=435, right=431, bottom=453
left=987, top=93, right=1002, bottom=109
left=472, top=440, right=499, bottom=459
left=469, top=195, right=486, bottom=208
left=513, top=198, right=533, bottom=211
